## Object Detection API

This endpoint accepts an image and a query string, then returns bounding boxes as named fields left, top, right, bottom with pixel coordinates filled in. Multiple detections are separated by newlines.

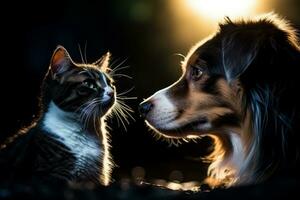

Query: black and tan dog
left=139, top=13, right=300, bottom=187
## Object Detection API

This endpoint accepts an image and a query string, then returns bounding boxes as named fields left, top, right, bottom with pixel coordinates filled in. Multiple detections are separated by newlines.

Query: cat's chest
left=42, top=102, right=102, bottom=171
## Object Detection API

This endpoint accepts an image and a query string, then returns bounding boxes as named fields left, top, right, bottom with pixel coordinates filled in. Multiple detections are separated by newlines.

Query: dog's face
left=140, top=15, right=300, bottom=187
left=140, top=38, right=243, bottom=138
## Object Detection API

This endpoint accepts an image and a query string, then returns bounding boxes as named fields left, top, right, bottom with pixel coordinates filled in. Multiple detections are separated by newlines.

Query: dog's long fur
left=140, top=13, right=300, bottom=187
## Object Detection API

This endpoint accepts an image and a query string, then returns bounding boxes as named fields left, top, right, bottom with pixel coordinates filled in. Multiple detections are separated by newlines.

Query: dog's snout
left=139, top=101, right=154, bottom=117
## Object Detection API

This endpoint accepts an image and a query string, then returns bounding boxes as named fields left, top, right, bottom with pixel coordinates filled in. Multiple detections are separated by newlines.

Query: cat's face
left=45, top=46, right=115, bottom=119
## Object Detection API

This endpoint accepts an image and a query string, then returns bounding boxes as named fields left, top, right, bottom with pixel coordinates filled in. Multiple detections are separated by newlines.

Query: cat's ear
left=50, top=46, right=73, bottom=77
left=93, top=52, right=111, bottom=72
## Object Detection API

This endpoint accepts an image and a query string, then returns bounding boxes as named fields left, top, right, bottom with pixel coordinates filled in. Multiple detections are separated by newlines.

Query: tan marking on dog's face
left=142, top=47, right=243, bottom=138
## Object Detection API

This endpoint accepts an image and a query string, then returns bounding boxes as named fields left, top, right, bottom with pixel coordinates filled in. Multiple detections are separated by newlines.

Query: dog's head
left=139, top=14, right=300, bottom=142
left=139, top=45, right=243, bottom=138
left=139, top=26, right=247, bottom=138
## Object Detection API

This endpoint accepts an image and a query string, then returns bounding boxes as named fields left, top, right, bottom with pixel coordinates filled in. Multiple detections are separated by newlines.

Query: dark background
left=1, top=0, right=300, bottom=186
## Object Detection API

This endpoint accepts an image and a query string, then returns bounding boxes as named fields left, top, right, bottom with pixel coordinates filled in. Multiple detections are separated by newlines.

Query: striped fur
left=0, top=46, right=116, bottom=185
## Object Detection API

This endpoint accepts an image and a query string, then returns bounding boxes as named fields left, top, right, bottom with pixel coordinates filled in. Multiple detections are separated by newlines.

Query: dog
left=139, top=13, right=300, bottom=188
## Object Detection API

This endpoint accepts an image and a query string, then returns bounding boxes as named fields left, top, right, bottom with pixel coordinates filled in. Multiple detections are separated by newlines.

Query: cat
left=0, top=46, right=116, bottom=186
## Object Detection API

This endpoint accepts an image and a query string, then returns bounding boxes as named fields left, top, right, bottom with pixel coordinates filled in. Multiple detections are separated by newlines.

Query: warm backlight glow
left=186, top=0, right=257, bottom=20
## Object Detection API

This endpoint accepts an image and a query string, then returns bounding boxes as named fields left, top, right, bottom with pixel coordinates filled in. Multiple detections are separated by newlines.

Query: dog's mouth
left=146, top=117, right=211, bottom=138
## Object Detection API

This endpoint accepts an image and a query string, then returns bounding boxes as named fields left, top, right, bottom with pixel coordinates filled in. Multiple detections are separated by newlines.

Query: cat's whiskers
left=117, top=96, right=137, bottom=100
left=108, top=58, right=128, bottom=74
left=75, top=98, right=97, bottom=110
left=109, top=58, right=120, bottom=68
left=86, top=102, right=100, bottom=123
left=84, top=41, right=88, bottom=64
left=109, top=65, right=130, bottom=76
left=117, top=87, right=135, bottom=96
left=108, top=60, right=132, bottom=80
left=109, top=95, right=135, bottom=132
left=78, top=44, right=87, bottom=65
left=82, top=105, right=93, bottom=129
left=104, top=58, right=136, bottom=132
left=110, top=103, right=124, bottom=129
left=110, top=73, right=132, bottom=79
left=78, top=98, right=103, bottom=131
left=75, top=98, right=99, bottom=115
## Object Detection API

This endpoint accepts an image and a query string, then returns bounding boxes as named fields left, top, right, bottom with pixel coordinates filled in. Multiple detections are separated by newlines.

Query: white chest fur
left=42, top=102, right=102, bottom=170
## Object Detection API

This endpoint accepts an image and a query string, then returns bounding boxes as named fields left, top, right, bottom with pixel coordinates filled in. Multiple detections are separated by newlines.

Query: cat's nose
left=139, top=101, right=154, bottom=118
left=106, top=90, right=114, bottom=98
left=105, top=87, right=114, bottom=98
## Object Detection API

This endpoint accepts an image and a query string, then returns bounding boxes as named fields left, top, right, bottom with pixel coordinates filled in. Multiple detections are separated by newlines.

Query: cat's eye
left=82, top=79, right=97, bottom=90
left=191, top=66, right=203, bottom=80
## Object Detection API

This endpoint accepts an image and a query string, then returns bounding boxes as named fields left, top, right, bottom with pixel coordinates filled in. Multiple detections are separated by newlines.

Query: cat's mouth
left=100, top=96, right=116, bottom=111
left=102, top=98, right=115, bottom=108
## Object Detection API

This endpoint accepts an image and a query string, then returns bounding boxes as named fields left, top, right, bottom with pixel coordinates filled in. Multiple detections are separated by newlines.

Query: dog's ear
left=220, top=15, right=298, bottom=82
left=221, top=28, right=263, bottom=82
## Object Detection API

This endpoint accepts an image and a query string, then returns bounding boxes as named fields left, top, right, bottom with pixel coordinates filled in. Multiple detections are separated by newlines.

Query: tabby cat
left=0, top=46, right=116, bottom=185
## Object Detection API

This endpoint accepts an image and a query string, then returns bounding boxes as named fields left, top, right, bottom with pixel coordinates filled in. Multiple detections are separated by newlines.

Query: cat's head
left=42, top=46, right=115, bottom=121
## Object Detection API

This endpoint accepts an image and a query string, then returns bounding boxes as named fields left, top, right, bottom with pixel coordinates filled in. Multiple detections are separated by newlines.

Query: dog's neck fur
left=207, top=112, right=257, bottom=187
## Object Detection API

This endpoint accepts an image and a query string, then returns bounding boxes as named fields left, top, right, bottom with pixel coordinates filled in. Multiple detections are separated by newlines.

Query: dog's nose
left=139, top=101, right=153, bottom=117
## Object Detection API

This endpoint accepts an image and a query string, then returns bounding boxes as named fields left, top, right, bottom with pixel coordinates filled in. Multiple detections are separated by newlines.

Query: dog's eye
left=191, top=66, right=203, bottom=80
